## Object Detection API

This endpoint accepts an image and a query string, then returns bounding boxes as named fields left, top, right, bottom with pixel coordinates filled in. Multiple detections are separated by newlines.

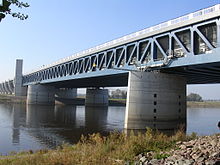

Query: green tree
left=0, top=0, right=29, bottom=22
left=187, top=93, right=203, bottom=102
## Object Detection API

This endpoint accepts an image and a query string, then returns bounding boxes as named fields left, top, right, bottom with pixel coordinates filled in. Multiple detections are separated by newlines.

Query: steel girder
left=22, top=18, right=220, bottom=85
left=0, top=80, right=14, bottom=94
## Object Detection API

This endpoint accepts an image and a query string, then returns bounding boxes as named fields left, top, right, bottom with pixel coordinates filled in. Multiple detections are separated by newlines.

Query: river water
left=0, top=104, right=219, bottom=155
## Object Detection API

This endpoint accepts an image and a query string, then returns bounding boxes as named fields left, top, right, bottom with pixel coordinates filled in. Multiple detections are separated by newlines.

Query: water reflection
left=12, top=104, right=21, bottom=144
left=26, top=105, right=76, bottom=148
left=0, top=103, right=219, bottom=155
left=26, top=105, right=54, bottom=127
left=85, top=106, right=108, bottom=132
left=24, top=105, right=116, bottom=148
left=54, top=105, right=76, bottom=125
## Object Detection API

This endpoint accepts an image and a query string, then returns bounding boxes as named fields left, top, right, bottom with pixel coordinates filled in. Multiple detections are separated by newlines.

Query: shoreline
left=0, top=130, right=218, bottom=165
left=187, top=101, right=220, bottom=108
left=1, top=95, right=220, bottom=108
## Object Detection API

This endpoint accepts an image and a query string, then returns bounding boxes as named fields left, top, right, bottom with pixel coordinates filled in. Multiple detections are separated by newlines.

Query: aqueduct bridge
left=1, top=4, right=220, bottom=130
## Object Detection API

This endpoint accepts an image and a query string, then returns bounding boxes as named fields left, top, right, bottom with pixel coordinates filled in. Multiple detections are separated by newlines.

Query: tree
left=0, top=0, right=29, bottom=22
left=110, top=89, right=127, bottom=99
left=187, top=93, right=203, bottom=102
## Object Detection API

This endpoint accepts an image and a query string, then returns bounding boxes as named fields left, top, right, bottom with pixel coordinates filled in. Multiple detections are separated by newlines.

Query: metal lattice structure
left=0, top=80, right=14, bottom=94
left=22, top=18, right=220, bottom=85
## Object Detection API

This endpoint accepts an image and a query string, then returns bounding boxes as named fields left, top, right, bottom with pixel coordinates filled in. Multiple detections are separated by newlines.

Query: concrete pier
left=85, top=88, right=109, bottom=107
left=55, top=88, right=77, bottom=99
left=27, top=84, right=55, bottom=105
left=14, top=59, right=27, bottom=96
left=124, top=71, right=186, bottom=130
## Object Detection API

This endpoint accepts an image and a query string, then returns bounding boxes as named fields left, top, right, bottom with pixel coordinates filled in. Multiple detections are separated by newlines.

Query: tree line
left=109, top=89, right=203, bottom=102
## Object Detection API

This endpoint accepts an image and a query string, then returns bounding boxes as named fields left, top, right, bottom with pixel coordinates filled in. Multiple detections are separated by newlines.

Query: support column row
left=27, top=85, right=109, bottom=106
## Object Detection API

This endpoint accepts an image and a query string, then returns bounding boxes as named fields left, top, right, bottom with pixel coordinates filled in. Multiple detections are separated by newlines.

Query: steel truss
left=0, top=80, right=14, bottom=94
left=19, top=18, right=220, bottom=85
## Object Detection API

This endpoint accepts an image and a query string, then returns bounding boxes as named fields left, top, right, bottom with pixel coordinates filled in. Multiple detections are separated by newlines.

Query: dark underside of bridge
left=161, top=62, right=220, bottom=84
left=44, top=62, right=220, bottom=89
left=48, top=73, right=129, bottom=88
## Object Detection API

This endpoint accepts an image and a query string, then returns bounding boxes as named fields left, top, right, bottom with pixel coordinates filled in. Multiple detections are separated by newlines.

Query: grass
left=0, top=128, right=197, bottom=165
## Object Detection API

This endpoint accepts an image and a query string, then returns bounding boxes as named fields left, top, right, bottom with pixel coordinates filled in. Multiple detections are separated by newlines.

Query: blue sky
left=1, top=0, right=220, bottom=99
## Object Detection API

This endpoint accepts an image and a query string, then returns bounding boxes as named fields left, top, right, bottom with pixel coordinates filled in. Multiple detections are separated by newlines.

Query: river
left=0, top=104, right=219, bottom=155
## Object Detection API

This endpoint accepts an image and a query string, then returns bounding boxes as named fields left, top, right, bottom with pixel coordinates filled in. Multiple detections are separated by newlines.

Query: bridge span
left=1, top=4, right=220, bottom=130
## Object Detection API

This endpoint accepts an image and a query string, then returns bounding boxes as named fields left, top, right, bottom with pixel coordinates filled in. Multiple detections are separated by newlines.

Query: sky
left=1, top=0, right=220, bottom=99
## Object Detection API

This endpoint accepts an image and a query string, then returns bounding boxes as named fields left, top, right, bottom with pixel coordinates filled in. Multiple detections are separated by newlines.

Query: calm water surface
left=0, top=104, right=219, bottom=155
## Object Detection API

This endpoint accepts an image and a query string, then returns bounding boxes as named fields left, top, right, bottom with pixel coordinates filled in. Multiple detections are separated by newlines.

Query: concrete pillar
left=85, top=88, right=109, bottom=107
left=14, top=59, right=27, bottom=96
left=125, top=71, right=186, bottom=130
left=55, top=88, right=77, bottom=99
left=27, top=84, right=55, bottom=105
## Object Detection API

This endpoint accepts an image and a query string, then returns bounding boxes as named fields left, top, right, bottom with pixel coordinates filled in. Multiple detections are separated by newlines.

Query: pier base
left=27, top=84, right=55, bottom=105
left=85, top=88, right=109, bottom=107
left=124, top=71, right=186, bottom=130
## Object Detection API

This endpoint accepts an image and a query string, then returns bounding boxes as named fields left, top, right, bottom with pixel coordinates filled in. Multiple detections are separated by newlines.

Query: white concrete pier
left=124, top=71, right=186, bottom=130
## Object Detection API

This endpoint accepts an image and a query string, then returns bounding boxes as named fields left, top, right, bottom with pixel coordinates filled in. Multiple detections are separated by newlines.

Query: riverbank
left=0, top=95, right=127, bottom=106
left=1, top=95, right=220, bottom=108
left=187, top=101, right=220, bottom=108
left=0, top=129, right=219, bottom=165
left=0, top=95, right=26, bottom=104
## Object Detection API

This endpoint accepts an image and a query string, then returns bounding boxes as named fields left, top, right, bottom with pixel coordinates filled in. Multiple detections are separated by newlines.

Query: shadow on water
left=3, top=103, right=220, bottom=154
left=85, top=106, right=108, bottom=133
left=24, top=104, right=111, bottom=147
left=1, top=104, right=186, bottom=151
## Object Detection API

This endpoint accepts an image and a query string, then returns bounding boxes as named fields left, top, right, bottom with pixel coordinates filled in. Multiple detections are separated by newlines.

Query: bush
left=187, top=93, right=203, bottom=102
left=0, top=128, right=196, bottom=165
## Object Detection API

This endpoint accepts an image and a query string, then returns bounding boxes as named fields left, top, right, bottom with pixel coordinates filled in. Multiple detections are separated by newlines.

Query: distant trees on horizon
left=109, top=89, right=204, bottom=102
left=109, top=89, right=127, bottom=99
left=187, top=93, right=203, bottom=102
